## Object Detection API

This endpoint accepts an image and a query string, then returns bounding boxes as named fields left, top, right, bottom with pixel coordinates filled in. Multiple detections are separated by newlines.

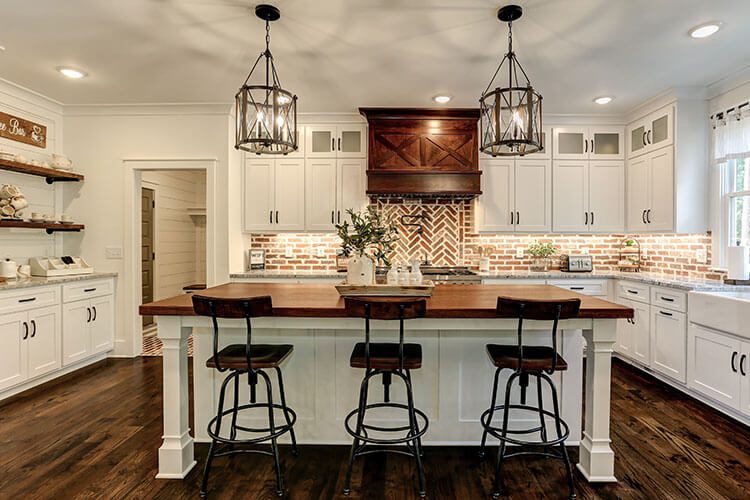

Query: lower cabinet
left=687, top=324, right=745, bottom=411
left=63, top=294, right=115, bottom=366
left=615, top=298, right=650, bottom=365
left=0, top=305, right=61, bottom=392
left=650, top=307, right=686, bottom=383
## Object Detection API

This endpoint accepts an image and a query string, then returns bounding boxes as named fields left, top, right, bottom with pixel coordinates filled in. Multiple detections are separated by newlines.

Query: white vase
left=347, top=254, right=375, bottom=285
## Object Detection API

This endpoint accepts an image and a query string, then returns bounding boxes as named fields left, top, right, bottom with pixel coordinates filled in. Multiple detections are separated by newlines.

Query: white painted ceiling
left=2, top=0, right=749, bottom=114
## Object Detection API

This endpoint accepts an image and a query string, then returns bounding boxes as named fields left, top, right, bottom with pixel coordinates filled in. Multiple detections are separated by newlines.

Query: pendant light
left=235, top=4, right=298, bottom=155
left=479, top=5, right=543, bottom=157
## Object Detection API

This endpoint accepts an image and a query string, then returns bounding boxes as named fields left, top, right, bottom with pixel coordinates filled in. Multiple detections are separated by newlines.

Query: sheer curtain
left=714, top=106, right=750, bottom=162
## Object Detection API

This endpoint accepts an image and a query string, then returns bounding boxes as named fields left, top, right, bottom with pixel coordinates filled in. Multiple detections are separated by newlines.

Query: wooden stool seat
left=206, top=344, right=294, bottom=370
left=350, top=342, right=422, bottom=370
left=486, top=344, right=567, bottom=372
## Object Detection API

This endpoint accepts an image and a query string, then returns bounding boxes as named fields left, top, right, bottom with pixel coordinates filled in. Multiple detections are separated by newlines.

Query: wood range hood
left=359, top=107, right=481, bottom=198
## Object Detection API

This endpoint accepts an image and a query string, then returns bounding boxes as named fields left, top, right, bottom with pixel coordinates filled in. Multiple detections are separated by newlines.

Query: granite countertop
left=0, top=272, right=118, bottom=292
left=231, top=269, right=745, bottom=292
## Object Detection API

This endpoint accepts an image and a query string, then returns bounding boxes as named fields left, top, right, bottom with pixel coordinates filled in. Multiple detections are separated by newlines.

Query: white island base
left=155, top=316, right=618, bottom=483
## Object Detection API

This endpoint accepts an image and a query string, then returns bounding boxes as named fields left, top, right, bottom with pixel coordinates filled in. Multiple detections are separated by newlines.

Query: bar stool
left=192, top=294, right=298, bottom=498
left=342, top=297, right=429, bottom=498
left=478, top=296, right=581, bottom=499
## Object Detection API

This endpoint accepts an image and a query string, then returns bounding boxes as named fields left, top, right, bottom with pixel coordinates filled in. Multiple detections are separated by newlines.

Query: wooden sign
left=0, top=111, right=47, bottom=148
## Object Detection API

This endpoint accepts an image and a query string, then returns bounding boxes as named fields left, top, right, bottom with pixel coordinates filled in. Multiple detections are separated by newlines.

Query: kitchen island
left=140, top=283, right=632, bottom=483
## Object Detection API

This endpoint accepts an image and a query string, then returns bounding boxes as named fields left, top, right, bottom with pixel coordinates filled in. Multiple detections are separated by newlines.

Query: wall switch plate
left=696, top=248, right=707, bottom=264
left=285, top=246, right=294, bottom=258
left=105, top=246, right=123, bottom=259
left=515, top=248, right=525, bottom=259
left=315, top=246, right=326, bottom=258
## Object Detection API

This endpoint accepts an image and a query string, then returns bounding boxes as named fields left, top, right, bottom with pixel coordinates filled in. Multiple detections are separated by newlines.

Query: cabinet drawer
left=548, top=279, right=608, bottom=296
left=650, top=286, right=686, bottom=313
left=617, top=281, right=650, bottom=304
left=63, top=279, right=114, bottom=303
left=0, top=286, right=59, bottom=315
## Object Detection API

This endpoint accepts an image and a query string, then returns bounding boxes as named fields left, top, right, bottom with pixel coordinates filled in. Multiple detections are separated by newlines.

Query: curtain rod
left=710, top=101, right=749, bottom=120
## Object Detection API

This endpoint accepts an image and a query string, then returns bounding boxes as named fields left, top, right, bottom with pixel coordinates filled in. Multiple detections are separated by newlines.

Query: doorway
left=141, top=187, right=155, bottom=329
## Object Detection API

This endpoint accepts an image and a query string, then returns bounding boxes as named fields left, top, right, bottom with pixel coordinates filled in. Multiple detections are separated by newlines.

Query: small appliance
left=560, top=254, right=593, bottom=273
left=249, top=249, right=265, bottom=270
left=30, top=256, right=94, bottom=277
left=1, top=258, right=18, bottom=279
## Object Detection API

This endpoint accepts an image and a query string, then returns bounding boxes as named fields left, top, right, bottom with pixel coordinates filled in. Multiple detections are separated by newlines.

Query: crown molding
left=63, top=102, right=233, bottom=116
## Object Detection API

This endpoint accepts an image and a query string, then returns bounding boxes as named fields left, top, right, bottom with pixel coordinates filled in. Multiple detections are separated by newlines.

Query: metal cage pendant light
left=235, top=4, right=298, bottom=155
left=479, top=5, right=543, bottom=157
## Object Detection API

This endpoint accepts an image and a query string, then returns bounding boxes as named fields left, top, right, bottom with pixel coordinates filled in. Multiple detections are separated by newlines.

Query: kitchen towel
left=727, top=246, right=750, bottom=280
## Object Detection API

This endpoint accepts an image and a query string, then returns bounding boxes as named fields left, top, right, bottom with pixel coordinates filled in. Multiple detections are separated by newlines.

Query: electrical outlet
left=105, top=246, right=123, bottom=259
left=315, top=246, right=326, bottom=258
left=285, top=246, right=294, bottom=258
left=695, top=248, right=707, bottom=264
left=515, top=247, right=524, bottom=259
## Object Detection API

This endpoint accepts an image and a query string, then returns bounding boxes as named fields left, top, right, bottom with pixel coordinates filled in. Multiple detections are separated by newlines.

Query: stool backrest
left=192, top=294, right=273, bottom=372
left=496, top=296, right=581, bottom=373
left=345, top=297, right=426, bottom=371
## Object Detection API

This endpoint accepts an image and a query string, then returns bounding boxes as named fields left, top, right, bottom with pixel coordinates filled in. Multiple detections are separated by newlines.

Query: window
left=725, top=158, right=750, bottom=246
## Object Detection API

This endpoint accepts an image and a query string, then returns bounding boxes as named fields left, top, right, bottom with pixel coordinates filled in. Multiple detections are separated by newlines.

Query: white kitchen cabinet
left=305, top=158, right=367, bottom=231
left=90, top=295, right=114, bottom=354
left=553, top=126, right=623, bottom=160
left=27, top=306, right=62, bottom=378
left=615, top=298, right=650, bottom=365
left=476, top=158, right=550, bottom=232
left=627, top=105, right=673, bottom=158
left=0, top=312, right=27, bottom=391
left=243, top=157, right=305, bottom=232
left=650, top=307, right=686, bottom=383
left=626, top=147, right=674, bottom=231
left=741, top=341, right=750, bottom=417
left=63, top=294, right=114, bottom=366
left=553, top=160, right=624, bottom=232
left=305, top=124, right=367, bottom=158
left=687, top=324, right=743, bottom=410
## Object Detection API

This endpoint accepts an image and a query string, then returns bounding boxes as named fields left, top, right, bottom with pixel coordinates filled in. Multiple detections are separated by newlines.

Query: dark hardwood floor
left=0, top=357, right=748, bottom=499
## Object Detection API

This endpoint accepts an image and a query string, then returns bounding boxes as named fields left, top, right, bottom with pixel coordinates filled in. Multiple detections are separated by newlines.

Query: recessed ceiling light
left=57, top=67, right=87, bottom=79
left=594, top=96, right=613, bottom=105
left=433, top=95, right=452, bottom=104
left=690, top=22, right=722, bottom=39
left=0, top=46, right=5, bottom=52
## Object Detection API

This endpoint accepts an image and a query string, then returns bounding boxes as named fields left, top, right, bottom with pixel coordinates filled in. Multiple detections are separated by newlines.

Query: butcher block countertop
left=140, top=283, right=633, bottom=319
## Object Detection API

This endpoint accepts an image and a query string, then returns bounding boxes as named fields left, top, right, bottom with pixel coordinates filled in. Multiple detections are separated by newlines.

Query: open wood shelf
left=0, top=219, right=84, bottom=234
left=0, top=159, right=84, bottom=184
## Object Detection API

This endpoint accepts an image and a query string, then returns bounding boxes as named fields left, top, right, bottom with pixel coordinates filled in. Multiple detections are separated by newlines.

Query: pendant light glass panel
left=480, top=85, right=542, bottom=156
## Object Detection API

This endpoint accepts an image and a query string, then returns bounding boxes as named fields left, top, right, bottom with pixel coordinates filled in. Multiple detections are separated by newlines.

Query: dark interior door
left=141, top=187, right=155, bottom=328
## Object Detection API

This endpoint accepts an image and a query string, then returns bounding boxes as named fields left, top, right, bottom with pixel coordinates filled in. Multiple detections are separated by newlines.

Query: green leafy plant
left=335, top=206, right=399, bottom=266
left=527, top=241, right=557, bottom=258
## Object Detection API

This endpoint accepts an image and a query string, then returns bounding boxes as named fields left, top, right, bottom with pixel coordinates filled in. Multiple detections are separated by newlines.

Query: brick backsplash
left=248, top=200, right=722, bottom=281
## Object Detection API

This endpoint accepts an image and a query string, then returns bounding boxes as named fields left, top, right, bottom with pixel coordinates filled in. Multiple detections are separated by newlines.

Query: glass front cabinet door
left=305, top=125, right=367, bottom=158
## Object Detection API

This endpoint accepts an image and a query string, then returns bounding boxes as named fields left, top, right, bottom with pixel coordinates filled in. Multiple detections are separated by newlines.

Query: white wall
left=142, top=169, right=206, bottom=300
left=63, top=104, right=239, bottom=356
left=0, top=79, right=66, bottom=263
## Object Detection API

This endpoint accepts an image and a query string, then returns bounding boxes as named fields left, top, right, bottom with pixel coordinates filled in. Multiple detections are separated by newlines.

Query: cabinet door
left=590, top=126, right=624, bottom=160
left=337, top=158, right=368, bottom=224
left=630, top=300, right=651, bottom=365
left=273, top=158, right=306, bottom=230
left=646, top=147, right=674, bottom=231
left=90, top=295, right=114, bottom=354
left=650, top=308, right=686, bottom=383
left=741, top=342, right=750, bottom=417
left=305, top=125, right=336, bottom=158
left=687, top=324, right=742, bottom=410
left=62, top=300, right=91, bottom=366
left=476, top=159, right=514, bottom=232
left=336, top=124, right=367, bottom=158
left=553, top=127, right=588, bottom=160
left=552, top=161, right=589, bottom=232
left=0, top=312, right=27, bottom=391
left=588, top=161, right=624, bottom=232
left=305, top=159, right=337, bottom=231
left=27, top=305, right=61, bottom=379
left=648, top=106, right=673, bottom=151
left=627, top=119, right=649, bottom=158
left=514, top=159, right=551, bottom=232
left=626, top=155, right=650, bottom=231
left=615, top=313, right=633, bottom=358
left=243, top=158, right=275, bottom=232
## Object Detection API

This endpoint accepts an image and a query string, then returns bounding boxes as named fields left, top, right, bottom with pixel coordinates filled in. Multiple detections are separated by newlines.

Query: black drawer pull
left=741, top=354, right=747, bottom=377
left=22, top=322, right=28, bottom=340
left=659, top=310, right=673, bottom=317
left=18, top=297, right=37, bottom=303
left=92, top=306, right=97, bottom=322
left=570, top=287, right=585, bottom=290
left=84, top=288, right=97, bottom=293
left=87, top=307, right=92, bottom=323
left=30, top=320, right=36, bottom=338
left=660, top=296, right=675, bottom=302
left=626, top=289, right=639, bottom=294
left=731, top=352, right=738, bottom=373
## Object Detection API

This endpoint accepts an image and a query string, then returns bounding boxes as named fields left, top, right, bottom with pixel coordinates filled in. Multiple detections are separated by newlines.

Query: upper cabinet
left=243, top=157, right=305, bottom=232
left=553, top=160, right=624, bottom=233
left=627, top=105, right=673, bottom=158
left=305, top=124, right=367, bottom=159
left=305, top=158, right=368, bottom=231
left=553, top=126, right=624, bottom=160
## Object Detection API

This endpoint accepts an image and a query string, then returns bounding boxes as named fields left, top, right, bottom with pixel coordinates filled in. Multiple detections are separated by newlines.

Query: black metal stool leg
left=405, top=370, right=424, bottom=457
left=230, top=371, right=240, bottom=441
left=536, top=374, right=548, bottom=443
left=344, top=370, right=372, bottom=495
left=480, top=367, right=502, bottom=458
left=275, top=366, right=298, bottom=457
left=493, top=372, right=518, bottom=499
left=545, top=374, right=576, bottom=499
left=403, top=371, right=426, bottom=497
left=201, top=370, right=235, bottom=498
left=259, top=370, right=284, bottom=497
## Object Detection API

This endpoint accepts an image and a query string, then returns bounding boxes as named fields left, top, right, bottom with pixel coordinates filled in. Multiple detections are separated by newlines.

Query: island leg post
left=156, top=316, right=196, bottom=479
left=578, top=319, right=617, bottom=482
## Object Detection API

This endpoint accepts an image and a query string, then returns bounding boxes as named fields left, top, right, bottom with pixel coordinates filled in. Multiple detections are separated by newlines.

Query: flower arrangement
left=527, top=240, right=557, bottom=272
left=335, top=206, right=399, bottom=267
